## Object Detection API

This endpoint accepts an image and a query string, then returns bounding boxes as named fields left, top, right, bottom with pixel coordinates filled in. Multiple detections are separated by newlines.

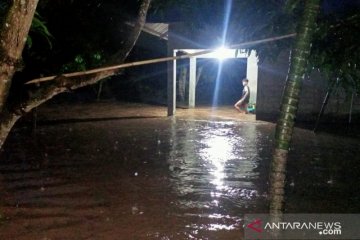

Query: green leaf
left=26, top=36, right=33, bottom=49
left=29, top=12, right=53, bottom=49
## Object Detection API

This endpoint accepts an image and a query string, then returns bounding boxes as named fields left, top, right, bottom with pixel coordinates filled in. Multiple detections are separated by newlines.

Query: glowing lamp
left=213, top=47, right=231, bottom=60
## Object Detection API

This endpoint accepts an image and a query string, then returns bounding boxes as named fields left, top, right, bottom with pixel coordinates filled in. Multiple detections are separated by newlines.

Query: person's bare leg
left=234, top=100, right=242, bottom=112
left=244, top=103, right=249, bottom=114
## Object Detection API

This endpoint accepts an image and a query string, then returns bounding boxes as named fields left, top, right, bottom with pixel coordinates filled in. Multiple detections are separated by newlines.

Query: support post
left=167, top=50, right=177, bottom=116
left=246, top=50, right=258, bottom=104
left=188, top=57, right=196, bottom=108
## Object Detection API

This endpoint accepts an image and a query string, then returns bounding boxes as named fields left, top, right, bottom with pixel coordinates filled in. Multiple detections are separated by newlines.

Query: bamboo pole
left=313, top=90, right=330, bottom=132
left=25, top=33, right=296, bottom=85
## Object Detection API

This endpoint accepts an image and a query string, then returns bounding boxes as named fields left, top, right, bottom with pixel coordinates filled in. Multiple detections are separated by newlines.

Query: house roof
left=142, top=23, right=169, bottom=40
left=126, top=22, right=169, bottom=40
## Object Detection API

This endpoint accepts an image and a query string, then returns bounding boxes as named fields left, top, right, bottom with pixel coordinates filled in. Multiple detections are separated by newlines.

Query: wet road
left=0, top=117, right=359, bottom=239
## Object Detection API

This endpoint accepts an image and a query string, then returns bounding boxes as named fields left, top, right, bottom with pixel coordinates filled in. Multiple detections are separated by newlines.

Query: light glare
left=214, top=47, right=230, bottom=60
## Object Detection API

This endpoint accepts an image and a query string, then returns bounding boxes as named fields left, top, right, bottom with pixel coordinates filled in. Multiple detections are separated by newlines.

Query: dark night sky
left=323, top=0, right=360, bottom=13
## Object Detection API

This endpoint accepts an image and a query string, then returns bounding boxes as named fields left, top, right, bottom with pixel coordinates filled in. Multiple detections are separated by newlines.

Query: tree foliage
left=237, top=0, right=360, bottom=94
left=27, top=12, right=53, bottom=49
left=311, top=11, right=360, bottom=92
left=17, top=0, right=143, bottom=79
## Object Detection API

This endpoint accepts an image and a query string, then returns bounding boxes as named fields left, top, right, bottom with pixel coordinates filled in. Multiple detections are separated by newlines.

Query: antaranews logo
left=244, top=214, right=360, bottom=240
left=247, top=219, right=263, bottom=233
left=263, top=221, right=342, bottom=236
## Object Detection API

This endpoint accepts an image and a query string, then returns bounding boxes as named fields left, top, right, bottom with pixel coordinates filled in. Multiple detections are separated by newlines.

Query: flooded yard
left=0, top=103, right=359, bottom=239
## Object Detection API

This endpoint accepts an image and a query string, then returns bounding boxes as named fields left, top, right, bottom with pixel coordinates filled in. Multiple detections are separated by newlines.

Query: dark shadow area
left=196, top=58, right=247, bottom=106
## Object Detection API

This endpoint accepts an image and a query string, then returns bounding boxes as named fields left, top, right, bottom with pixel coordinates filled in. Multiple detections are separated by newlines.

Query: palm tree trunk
left=269, top=0, right=321, bottom=216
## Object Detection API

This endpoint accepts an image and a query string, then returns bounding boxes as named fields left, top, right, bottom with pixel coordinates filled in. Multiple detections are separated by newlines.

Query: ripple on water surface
left=1, top=118, right=359, bottom=239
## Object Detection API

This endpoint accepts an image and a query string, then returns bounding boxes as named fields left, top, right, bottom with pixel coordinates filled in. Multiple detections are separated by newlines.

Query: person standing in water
left=234, top=78, right=250, bottom=113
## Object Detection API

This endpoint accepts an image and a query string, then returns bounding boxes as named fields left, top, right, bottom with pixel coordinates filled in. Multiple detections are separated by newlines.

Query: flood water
left=0, top=116, right=359, bottom=239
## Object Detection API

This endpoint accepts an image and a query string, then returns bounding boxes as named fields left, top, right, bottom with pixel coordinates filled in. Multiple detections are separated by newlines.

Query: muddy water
left=0, top=117, right=359, bottom=239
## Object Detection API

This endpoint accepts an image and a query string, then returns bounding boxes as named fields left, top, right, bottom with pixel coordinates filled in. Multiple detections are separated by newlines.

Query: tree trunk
left=269, top=0, right=321, bottom=217
left=0, top=0, right=39, bottom=112
left=0, top=0, right=152, bottom=149
left=109, top=0, right=151, bottom=64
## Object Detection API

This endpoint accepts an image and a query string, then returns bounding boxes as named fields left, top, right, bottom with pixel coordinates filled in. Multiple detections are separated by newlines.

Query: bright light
left=200, top=134, right=234, bottom=190
left=213, top=47, right=230, bottom=60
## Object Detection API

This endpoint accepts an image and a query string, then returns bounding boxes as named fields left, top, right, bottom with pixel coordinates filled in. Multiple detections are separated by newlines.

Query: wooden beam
left=25, top=33, right=296, bottom=85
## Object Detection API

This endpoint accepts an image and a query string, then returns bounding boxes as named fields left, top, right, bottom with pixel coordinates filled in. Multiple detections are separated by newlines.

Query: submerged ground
left=0, top=102, right=359, bottom=239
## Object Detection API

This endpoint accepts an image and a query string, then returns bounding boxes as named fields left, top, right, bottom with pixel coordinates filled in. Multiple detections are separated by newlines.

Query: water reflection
left=168, top=119, right=269, bottom=237
left=200, top=133, right=233, bottom=190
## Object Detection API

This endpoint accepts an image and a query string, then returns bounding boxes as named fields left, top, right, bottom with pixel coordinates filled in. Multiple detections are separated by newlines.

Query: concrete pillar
left=246, top=50, right=258, bottom=104
left=167, top=50, right=177, bottom=116
left=188, top=57, right=196, bottom=108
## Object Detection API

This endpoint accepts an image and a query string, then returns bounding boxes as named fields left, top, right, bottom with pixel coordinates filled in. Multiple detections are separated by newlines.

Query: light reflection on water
left=168, top=119, right=269, bottom=237
left=200, top=133, right=234, bottom=190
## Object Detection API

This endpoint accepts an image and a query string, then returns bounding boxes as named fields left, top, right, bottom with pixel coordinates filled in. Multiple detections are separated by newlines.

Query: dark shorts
left=243, top=96, right=250, bottom=104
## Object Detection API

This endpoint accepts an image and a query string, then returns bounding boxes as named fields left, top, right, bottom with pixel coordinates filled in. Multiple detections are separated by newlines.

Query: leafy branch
left=27, top=12, right=54, bottom=49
